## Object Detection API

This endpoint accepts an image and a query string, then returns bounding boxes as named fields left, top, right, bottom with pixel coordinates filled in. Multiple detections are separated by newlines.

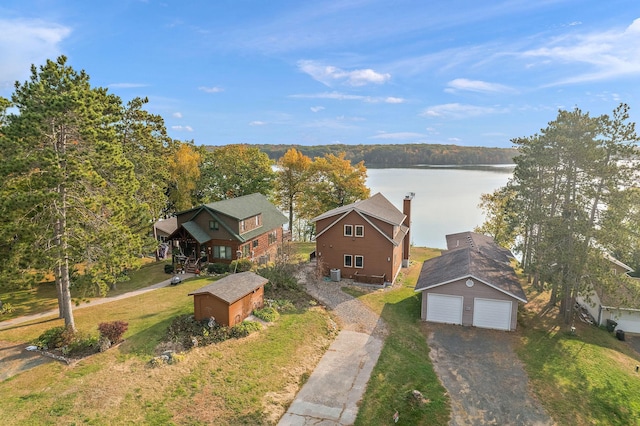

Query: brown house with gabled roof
left=167, top=193, right=288, bottom=271
left=312, top=192, right=413, bottom=286
left=415, top=231, right=527, bottom=331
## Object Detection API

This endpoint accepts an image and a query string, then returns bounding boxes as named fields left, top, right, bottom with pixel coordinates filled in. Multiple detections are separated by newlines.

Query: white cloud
left=522, top=18, right=640, bottom=85
left=310, top=106, right=325, bottom=112
left=371, top=132, right=427, bottom=140
left=297, top=60, right=390, bottom=87
left=198, top=86, right=224, bottom=93
left=445, top=78, right=515, bottom=94
left=250, top=121, right=267, bottom=126
left=173, top=112, right=183, bottom=118
left=421, top=103, right=501, bottom=119
left=385, top=96, right=405, bottom=104
left=0, top=19, right=71, bottom=89
left=171, top=125, right=193, bottom=132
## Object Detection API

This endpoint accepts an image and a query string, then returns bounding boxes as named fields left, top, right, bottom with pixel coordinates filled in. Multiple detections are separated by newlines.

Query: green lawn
left=0, top=260, right=171, bottom=321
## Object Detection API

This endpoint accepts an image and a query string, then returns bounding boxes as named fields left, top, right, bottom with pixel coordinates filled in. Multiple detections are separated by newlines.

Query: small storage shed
left=188, top=271, right=267, bottom=326
left=414, top=233, right=527, bottom=331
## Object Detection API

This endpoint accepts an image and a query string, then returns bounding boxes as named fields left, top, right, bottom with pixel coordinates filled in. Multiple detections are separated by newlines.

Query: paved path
left=278, top=265, right=387, bottom=425
left=0, top=274, right=195, bottom=331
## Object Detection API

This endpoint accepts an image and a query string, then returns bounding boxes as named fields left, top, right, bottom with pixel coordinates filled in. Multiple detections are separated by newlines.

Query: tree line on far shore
left=235, top=143, right=517, bottom=167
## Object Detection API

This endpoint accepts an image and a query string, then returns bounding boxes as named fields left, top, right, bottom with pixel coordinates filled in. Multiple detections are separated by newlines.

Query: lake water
left=366, top=166, right=513, bottom=249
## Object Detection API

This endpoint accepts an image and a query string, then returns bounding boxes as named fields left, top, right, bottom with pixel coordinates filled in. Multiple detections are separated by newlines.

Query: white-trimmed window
left=355, top=255, right=364, bottom=268
left=355, top=225, right=364, bottom=237
left=344, top=224, right=353, bottom=236
left=344, top=254, right=353, bottom=267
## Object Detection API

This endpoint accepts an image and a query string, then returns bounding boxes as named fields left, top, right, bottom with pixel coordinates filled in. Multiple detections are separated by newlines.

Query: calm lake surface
left=366, top=166, right=513, bottom=249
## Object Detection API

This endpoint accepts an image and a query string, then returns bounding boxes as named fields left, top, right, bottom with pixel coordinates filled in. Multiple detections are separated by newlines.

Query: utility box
left=330, top=268, right=341, bottom=282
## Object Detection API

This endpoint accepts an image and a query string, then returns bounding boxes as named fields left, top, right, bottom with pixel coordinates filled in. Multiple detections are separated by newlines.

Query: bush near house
left=98, top=321, right=129, bottom=345
left=230, top=258, right=252, bottom=272
left=207, top=262, right=228, bottom=274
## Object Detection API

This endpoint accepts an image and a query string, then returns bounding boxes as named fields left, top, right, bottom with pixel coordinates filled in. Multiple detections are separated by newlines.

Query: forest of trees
left=476, top=104, right=640, bottom=324
left=229, top=143, right=518, bottom=167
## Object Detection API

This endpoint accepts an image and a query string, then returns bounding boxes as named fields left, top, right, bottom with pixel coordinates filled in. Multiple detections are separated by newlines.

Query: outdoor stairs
left=183, top=259, right=200, bottom=274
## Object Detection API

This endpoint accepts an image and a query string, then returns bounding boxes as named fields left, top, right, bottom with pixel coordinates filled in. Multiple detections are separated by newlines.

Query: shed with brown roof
left=188, top=272, right=267, bottom=326
left=415, top=232, right=527, bottom=331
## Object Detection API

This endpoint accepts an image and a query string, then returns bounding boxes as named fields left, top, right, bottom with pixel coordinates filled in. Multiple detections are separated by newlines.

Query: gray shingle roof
left=312, top=192, right=405, bottom=226
left=188, top=271, right=268, bottom=304
left=445, top=231, right=514, bottom=263
left=414, top=246, right=527, bottom=302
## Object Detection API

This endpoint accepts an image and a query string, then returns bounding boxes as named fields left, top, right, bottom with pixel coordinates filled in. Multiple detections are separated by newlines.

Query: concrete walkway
left=0, top=274, right=195, bottom=331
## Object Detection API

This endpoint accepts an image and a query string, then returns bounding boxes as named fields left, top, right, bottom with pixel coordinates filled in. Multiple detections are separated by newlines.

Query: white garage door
left=473, top=298, right=512, bottom=331
left=611, top=310, right=640, bottom=334
left=426, top=294, right=463, bottom=325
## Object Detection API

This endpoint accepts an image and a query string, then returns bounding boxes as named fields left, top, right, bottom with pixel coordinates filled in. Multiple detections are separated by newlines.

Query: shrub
left=164, top=264, right=175, bottom=274
left=34, top=326, right=68, bottom=350
left=98, top=320, right=129, bottom=344
left=0, top=302, right=14, bottom=315
left=230, top=258, right=252, bottom=273
left=253, top=306, right=280, bottom=322
left=65, top=334, right=99, bottom=357
left=230, top=321, right=262, bottom=338
left=207, top=262, right=228, bottom=274
left=258, top=263, right=299, bottom=291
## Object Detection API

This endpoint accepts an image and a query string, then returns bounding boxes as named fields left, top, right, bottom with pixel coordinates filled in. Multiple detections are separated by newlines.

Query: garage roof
left=414, top=247, right=527, bottom=303
left=189, top=272, right=268, bottom=304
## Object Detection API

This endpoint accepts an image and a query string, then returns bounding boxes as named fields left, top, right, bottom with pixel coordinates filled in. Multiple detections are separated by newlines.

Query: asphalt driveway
left=427, top=323, right=554, bottom=426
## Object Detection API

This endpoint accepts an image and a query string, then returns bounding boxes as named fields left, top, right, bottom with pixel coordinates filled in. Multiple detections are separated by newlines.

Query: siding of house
left=420, top=278, right=519, bottom=330
left=315, top=210, right=399, bottom=282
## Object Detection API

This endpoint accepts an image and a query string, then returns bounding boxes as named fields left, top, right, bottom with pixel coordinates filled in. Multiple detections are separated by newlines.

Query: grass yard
left=516, top=288, right=640, bottom=425
left=0, top=275, right=335, bottom=425
left=0, top=259, right=170, bottom=321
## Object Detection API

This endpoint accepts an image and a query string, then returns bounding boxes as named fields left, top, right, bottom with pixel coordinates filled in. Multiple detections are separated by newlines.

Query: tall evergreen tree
left=0, top=57, right=144, bottom=330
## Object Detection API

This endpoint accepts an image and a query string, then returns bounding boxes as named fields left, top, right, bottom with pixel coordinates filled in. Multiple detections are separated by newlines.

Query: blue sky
left=1, top=1, right=640, bottom=148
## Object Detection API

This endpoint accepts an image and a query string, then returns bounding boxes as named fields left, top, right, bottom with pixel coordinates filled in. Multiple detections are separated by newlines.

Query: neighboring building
left=153, top=217, right=178, bottom=242
left=167, top=193, right=288, bottom=270
left=312, top=192, right=413, bottom=286
left=188, top=272, right=267, bottom=326
left=576, top=256, right=640, bottom=333
left=415, top=231, right=527, bottom=331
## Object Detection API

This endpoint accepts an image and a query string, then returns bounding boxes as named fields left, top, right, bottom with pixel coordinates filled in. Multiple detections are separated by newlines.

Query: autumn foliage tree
left=167, top=142, right=202, bottom=212
left=274, top=148, right=314, bottom=233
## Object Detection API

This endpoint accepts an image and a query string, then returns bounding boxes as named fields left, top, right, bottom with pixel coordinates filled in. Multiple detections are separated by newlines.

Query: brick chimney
left=402, top=193, right=414, bottom=267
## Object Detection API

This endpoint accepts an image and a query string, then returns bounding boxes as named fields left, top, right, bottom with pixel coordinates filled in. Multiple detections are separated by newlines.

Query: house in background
left=167, top=193, right=288, bottom=272
left=188, top=272, right=267, bottom=326
left=576, top=256, right=640, bottom=333
left=415, top=231, right=527, bottom=331
left=312, top=192, right=413, bottom=286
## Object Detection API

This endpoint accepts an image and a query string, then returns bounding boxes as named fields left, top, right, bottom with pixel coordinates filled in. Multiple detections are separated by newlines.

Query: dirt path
left=427, top=323, right=554, bottom=425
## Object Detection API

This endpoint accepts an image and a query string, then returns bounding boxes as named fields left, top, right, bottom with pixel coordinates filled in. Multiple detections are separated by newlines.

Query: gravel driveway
left=427, top=323, right=554, bottom=425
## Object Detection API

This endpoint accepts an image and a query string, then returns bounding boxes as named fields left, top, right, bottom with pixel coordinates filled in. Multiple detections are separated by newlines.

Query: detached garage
left=415, top=232, right=527, bottom=331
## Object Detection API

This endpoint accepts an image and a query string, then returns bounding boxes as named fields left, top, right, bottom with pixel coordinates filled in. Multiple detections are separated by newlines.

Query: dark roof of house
left=445, top=231, right=514, bottom=263
left=188, top=271, right=268, bottom=304
left=312, top=192, right=406, bottom=226
left=414, top=246, right=527, bottom=302
left=154, top=217, right=178, bottom=236
left=173, top=193, right=287, bottom=243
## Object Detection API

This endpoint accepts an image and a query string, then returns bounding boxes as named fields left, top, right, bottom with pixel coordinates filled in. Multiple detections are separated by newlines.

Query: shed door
left=426, top=294, right=463, bottom=325
left=473, top=298, right=512, bottom=331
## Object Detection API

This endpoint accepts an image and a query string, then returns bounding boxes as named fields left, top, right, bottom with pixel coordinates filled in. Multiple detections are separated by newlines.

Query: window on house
left=242, top=244, right=251, bottom=257
left=344, top=254, right=353, bottom=267
left=240, top=220, right=245, bottom=232
left=213, top=245, right=232, bottom=259
left=268, top=230, right=277, bottom=245
left=209, top=220, right=219, bottom=230
left=255, top=215, right=260, bottom=226
left=253, top=239, right=259, bottom=248
left=344, top=225, right=353, bottom=236
left=355, top=255, right=364, bottom=268
left=355, top=225, right=364, bottom=237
